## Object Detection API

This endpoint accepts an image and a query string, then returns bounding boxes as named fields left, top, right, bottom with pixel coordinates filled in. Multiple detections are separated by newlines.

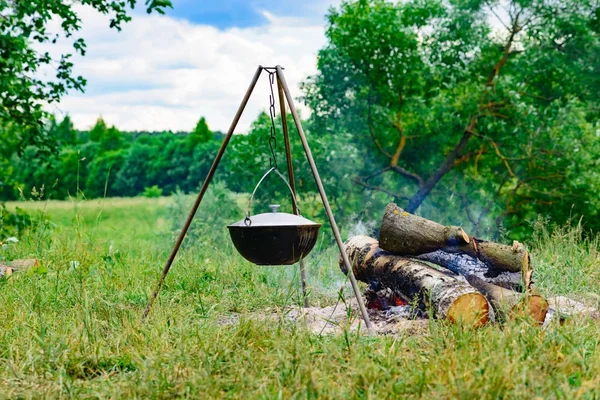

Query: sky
left=44, top=0, right=340, bottom=133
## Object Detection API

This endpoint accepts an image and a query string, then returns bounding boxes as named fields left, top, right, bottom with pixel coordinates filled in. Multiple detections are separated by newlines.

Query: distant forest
left=1, top=113, right=328, bottom=201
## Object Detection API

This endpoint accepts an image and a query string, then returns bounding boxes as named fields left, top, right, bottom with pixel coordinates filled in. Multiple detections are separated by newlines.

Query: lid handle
left=245, top=167, right=300, bottom=226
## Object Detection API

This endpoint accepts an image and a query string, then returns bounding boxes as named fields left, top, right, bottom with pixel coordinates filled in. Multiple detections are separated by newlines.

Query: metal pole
left=143, top=65, right=264, bottom=318
left=275, top=65, right=373, bottom=330
left=276, top=76, right=310, bottom=308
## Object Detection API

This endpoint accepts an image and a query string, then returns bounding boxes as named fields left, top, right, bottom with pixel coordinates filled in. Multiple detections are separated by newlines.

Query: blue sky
left=166, top=0, right=332, bottom=29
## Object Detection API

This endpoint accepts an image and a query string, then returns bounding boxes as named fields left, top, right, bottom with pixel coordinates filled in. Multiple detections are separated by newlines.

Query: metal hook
left=245, top=167, right=302, bottom=225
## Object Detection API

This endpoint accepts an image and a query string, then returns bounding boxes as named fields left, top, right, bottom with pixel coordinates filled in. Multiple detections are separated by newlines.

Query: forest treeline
left=3, top=115, right=225, bottom=200
left=1, top=112, right=361, bottom=225
left=2, top=114, right=313, bottom=198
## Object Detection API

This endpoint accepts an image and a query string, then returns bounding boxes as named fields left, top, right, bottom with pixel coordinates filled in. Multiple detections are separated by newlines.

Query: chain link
left=267, top=70, right=278, bottom=170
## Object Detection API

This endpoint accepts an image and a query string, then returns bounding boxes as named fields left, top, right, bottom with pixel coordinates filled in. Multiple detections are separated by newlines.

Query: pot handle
left=245, top=167, right=301, bottom=226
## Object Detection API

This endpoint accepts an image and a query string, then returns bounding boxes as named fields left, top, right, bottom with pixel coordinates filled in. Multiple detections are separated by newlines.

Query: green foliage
left=47, top=115, right=77, bottom=146
left=85, top=149, right=127, bottom=198
left=89, top=118, right=108, bottom=143
left=0, top=205, right=32, bottom=239
left=0, top=0, right=172, bottom=156
left=304, top=0, right=600, bottom=238
left=4, top=114, right=240, bottom=203
left=189, top=117, right=213, bottom=147
left=142, top=185, right=163, bottom=198
left=88, top=118, right=126, bottom=151
left=100, top=126, right=127, bottom=151
left=167, top=182, right=240, bottom=246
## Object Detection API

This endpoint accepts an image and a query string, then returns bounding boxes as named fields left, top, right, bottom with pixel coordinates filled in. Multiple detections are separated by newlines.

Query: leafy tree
left=186, top=140, right=221, bottom=191
left=114, top=142, right=156, bottom=196
left=304, top=0, right=600, bottom=237
left=143, top=185, right=163, bottom=198
left=0, top=0, right=172, bottom=156
left=89, top=118, right=108, bottom=143
left=53, top=147, right=88, bottom=198
left=48, top=115, right=77, bottom=146
left=0, top=124, right=21, bottom=199
left=85, top=149, right=127, bottom=198
left=100, top=126, right=127, bottom=151
left=189, top=117, right=213, bottom=148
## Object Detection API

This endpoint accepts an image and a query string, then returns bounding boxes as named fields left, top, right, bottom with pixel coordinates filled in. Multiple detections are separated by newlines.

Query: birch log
left=379, top=203, right=527, bottom=273
left=378, top=204, right=470, bottom=254
left=416, top=250, right=523, bottom=291
left=341, top=236, right=490, bottom=327
left=464, top=275, right=548, bottom=324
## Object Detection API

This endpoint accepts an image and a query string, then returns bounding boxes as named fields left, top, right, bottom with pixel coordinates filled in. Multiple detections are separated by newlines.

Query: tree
left=89, top=118, right=108, bottom=143
left=48, top=115, right=77, bottom=146
left=100, top=126, right=127, bottom=151
left=0, top=124, right=21, bottom=199
left=85, top=149, right=127, bottom=198
left=304, top=0, right=600, bottom=236
left=189, top=117, right=213, bottom=148
left=114, top=142, right=156, bottom=197
left=0, top=0, right=172, bottom=156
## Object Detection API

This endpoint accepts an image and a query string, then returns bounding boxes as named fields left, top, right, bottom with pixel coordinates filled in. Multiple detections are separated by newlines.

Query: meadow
left=1, top=193, right=599, bottom=398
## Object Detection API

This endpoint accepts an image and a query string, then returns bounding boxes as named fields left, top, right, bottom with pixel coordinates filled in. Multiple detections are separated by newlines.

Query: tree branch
left=361, top=167, right=391, bottom=181
left=453, top=145, right=488, bottom=168
left=390, top=165, right=424, bottom=187
left=486, top=10, right=521, bottom=86
left=352, top=177, right=409, bottom=201
left=488, top=139, right=516, bottom=177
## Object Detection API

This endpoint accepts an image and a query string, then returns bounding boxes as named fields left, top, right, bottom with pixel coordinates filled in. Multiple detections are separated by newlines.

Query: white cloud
left=42, top=7, right=328, bottom=133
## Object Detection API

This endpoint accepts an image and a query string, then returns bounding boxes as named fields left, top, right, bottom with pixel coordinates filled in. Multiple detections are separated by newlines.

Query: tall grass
left=0, top=196, right=599, bottom=398
left=531, top=218, right=600, bottom=301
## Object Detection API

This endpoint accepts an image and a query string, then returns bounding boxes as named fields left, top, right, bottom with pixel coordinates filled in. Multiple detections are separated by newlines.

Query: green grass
left=1, top=196, right=599, bottom=398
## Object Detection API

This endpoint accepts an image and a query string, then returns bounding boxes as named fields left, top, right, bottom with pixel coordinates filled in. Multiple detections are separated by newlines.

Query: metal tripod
left=142, top=65, right=373, bottom=331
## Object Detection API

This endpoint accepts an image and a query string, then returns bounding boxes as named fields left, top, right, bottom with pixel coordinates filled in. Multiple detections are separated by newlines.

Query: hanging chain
left=267, top=70, right=278, bottom=170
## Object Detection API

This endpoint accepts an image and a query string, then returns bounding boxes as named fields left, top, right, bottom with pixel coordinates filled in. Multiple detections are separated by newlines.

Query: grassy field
left=1, top=195, right=600, bottom=398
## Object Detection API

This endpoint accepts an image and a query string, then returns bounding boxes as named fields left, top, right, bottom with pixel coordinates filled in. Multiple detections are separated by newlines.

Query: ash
left=285, top=297, right=428, bottom=336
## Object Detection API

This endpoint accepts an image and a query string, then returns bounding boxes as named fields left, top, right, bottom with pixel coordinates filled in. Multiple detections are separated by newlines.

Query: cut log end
left=0, top=266, right=13, bottom=279
left=447, top=293, right=490, bottom=327
left=512, top=295, right=549, bottom=325
left=458, top=228, right=470, bottom=244
left=522, top=251, right=533, bottom=291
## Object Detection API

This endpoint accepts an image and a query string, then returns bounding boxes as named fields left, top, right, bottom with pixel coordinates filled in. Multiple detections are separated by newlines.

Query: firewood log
left=8, top=258, right=39, bottom=271
left=415, top=250, right=523, bottom=291
left=380, top=203, right=527, bottom=273
left=341, top=236, right=490, bottom=327
left=462, top=276, right=548, bottom=324
left=0, top=265, right=13, bottom=279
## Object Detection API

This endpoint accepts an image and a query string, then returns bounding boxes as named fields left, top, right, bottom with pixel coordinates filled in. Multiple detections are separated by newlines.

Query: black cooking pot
left=228, top=168, right=321, bottom=266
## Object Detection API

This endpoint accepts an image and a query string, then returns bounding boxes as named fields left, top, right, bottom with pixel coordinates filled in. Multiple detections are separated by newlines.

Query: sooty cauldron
left=227, top=168, right=321, bottom=266
left=228, top=205, right=320, bottom=265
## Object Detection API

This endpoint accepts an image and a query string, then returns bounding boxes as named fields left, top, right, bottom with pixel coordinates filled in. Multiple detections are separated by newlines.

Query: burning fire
left=365, top=285, right=407, bottom=310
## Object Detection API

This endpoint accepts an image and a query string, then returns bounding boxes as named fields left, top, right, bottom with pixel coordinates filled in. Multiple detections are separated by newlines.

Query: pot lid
left=228, top=204, right=321, bottom=228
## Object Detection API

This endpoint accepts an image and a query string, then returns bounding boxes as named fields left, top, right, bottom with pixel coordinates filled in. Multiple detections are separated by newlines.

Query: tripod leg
left=142, top=65, right=264, bottom=319
left=275, top=66, right=373, bottom=331
left=276, top=76, right=309, bottom=308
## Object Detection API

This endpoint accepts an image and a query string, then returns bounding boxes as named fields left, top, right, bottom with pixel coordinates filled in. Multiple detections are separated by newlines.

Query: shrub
left=0, top=205, right=33, bottom=239
left=143, top=185, right=163, bottom=198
